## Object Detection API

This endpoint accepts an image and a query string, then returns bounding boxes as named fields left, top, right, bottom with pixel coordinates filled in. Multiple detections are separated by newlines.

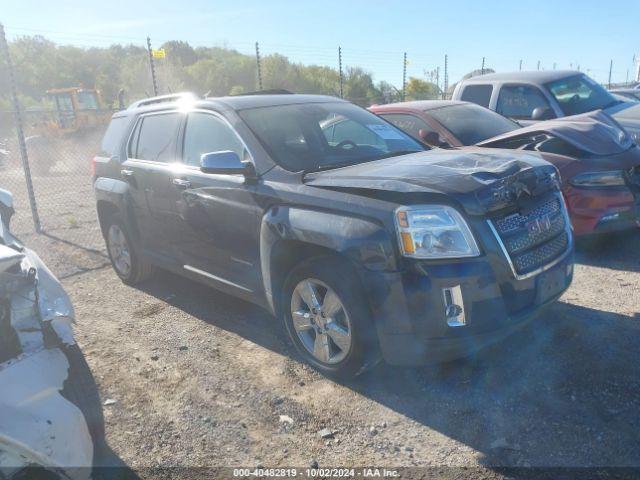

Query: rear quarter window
left=460, top=85, right=493, bottom=108
left=99, top=116, right=128, bottom=157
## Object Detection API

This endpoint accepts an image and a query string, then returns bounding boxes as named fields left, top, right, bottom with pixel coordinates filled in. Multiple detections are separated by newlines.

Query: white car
left=0, top=189, right=96, bottom=480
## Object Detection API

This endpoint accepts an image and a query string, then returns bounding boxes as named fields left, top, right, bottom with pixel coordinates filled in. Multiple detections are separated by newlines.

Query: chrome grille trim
left=487, top=194, right=573, bottom=281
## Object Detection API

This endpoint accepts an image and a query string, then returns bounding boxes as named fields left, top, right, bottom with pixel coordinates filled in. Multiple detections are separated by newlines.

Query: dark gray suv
left=93, top=92, right=574, bottom=378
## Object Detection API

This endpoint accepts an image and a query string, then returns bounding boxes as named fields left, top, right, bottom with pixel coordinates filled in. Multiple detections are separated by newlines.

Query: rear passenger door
left=171, top=110, right=262, bottom=297
left=122, top=111, right=184, bottom=262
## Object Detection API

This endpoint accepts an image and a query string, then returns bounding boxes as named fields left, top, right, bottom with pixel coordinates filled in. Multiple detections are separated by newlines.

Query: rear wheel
left=104, top=213, right=155, bottom=285
left=283, top=256, right=379, bottom=379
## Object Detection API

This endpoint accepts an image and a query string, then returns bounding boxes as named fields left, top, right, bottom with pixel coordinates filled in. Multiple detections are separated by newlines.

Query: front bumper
left=358, top=225, right=574, bottom=366
left=564, top=185, right=640, bottom=236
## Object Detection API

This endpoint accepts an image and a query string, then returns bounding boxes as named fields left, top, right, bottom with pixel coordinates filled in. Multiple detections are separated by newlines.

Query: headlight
left=395, top=205, right=480, bottom=259
left=569, top=170, right=626, bottom=188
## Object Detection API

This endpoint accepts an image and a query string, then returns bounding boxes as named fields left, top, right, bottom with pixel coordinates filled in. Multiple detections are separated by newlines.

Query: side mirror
left=531, top=106, right=555, bottom=121
left=200, top=150, right=249, bottom=175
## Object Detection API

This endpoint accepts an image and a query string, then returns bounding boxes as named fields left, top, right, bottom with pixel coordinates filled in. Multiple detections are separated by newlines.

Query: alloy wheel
left=290, top=278, right=352, bottom=364
left=107, top=224, right=131, bottom=277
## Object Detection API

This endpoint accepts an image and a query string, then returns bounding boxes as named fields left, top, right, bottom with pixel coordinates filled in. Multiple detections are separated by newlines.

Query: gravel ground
left=18, top=226, right=639, bottom=478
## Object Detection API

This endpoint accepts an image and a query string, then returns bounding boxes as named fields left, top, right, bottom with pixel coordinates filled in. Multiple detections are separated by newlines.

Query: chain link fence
left=0, top=108, right=111, bottom=253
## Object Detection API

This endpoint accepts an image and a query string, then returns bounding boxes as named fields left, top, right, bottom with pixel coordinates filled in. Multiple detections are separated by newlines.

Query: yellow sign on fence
left=152, top=48, right=166, bottom=59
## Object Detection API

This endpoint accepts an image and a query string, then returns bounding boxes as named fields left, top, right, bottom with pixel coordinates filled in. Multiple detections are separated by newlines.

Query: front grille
left=491, top=195, right=569, bottom=277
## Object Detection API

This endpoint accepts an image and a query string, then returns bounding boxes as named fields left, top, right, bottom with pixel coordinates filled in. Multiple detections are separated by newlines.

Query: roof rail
left=230, top=89, right=293, bottom=96
left=128, top=92, right=200, bottom=110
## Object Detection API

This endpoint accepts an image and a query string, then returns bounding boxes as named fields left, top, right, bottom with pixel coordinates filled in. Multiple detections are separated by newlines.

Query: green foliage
left=0, top=36, right=429, bottom=109
left=405, top=77, right=440, bottom=100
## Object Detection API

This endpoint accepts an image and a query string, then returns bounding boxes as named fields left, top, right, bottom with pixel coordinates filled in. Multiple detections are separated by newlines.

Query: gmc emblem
left=526, top=214, right=552, bottom=235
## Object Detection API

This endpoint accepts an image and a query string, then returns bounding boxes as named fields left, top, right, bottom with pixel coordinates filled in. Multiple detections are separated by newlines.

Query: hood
left=605, top=101, right=640, bottom=131
left=479, top=110, right=633, bottom=157
left=304, top=148, right=559, bottom=215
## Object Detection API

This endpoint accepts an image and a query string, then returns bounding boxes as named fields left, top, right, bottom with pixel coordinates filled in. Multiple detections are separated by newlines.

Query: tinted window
left=100, top=116, right=128, bottom=157
left=428, top=103, right=520, bottom=145
left=380, top=113, right=437, bottom=142
left=239, top=102, right=423, bottom=172
left=183, top=112, right=246, bottom=167
left=497, top=85, right=552, bottom=119
left=130, top=113, right=181, bottom=162
left=324, top=118, right=385, bottom=148
left=460, top=85, right=493, bottom=107
left=546, top=74, right=619, bottom=116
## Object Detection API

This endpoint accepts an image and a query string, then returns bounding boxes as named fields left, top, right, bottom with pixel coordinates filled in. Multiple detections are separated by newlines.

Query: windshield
left=546, top=74, right=619, bottom=116
left=238, top=102, right=423, bottom=172
left=428, top=103, right=520, bottom=145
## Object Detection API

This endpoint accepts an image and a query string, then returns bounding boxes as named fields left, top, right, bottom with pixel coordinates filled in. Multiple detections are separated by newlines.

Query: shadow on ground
left=135, top=259, right=640, bottom=470
left=575, top=228, right=640, bottom=273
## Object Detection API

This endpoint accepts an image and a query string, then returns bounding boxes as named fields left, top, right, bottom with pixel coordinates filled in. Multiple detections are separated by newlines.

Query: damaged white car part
left=0, top=188, right=93, bottom=480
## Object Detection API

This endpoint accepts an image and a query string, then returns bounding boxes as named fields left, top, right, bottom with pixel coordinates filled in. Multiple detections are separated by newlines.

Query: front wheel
left=283, top=256, right=379, bottom=379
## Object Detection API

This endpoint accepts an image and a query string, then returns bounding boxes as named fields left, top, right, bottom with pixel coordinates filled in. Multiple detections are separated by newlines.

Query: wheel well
left=269, top=240, right=354, bottom=316
left=96, top=200, right=119, bottom=236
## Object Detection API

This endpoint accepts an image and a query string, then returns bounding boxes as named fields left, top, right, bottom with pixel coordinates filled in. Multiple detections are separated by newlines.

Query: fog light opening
left=442, top=285, right=466, bottom=328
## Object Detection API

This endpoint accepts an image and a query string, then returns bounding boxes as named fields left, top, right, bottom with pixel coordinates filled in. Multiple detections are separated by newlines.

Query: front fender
left=260, top=206, right=397, bottom=313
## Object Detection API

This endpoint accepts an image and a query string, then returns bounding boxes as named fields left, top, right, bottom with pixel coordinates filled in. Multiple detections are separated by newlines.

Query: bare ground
left=17, top=226, right=640, bottom=478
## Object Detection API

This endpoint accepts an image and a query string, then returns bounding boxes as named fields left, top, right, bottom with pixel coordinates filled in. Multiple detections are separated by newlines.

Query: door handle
left=172, top=178, right=191, bottom=189
left=121, top=169, right=134, bottom=177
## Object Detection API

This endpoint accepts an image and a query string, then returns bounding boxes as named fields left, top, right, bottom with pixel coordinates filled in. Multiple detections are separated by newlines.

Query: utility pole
left=146, top=36, right=158, bottom=96
left=443, top=54, right=449, bottom=100
left=338, top=46, right=344, bottom=99
left=537, top=60, right=540, bottom=71
left=519, top=59, right=522, bottom=71
left=0, top=23, right=40, bottom=231
left=402, top=52, right=407, bottom=101
left=436, top=66, right=440, bottom=98
left=608, top=60, right=613, bottom=89
left=553, top=62, right=557, bottom=70
left=481, top=57, right=485, bottom=75
left=255, top=42, right=263, bottom=90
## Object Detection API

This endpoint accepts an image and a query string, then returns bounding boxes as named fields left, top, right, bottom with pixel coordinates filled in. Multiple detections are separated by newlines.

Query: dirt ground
left=18, top=225, right=639, bottom=478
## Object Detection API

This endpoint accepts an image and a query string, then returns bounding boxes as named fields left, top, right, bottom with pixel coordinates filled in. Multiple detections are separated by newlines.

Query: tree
left=405, top=77, right=440, bottom=100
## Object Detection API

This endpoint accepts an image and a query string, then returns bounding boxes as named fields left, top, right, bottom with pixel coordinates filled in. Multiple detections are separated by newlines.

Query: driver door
left=169, top=110, right=262, bottom=296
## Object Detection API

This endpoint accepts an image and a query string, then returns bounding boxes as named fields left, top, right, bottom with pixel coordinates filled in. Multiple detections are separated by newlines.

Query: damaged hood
left=304, top=148, right=559, bottom=215
left=478, top=110, right=633, bottom=156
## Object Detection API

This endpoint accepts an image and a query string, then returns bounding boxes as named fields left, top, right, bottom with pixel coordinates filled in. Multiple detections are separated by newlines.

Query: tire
left=282, top=255, right=380, bottom=380
left=104, top=213, right=155, bottom=285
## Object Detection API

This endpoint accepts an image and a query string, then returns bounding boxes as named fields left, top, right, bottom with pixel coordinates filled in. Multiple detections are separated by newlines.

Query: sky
left=2, top=0, right=640, bottom=87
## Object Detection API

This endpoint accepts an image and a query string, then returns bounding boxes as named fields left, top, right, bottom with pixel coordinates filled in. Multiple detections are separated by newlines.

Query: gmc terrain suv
left=93, top=92, right=574, bottom=378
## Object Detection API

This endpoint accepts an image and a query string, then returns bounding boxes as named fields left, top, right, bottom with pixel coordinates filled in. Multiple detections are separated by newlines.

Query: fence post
left=0, top=24, right=41, bottom=232
left=255, top=42, right=263, bottom=91
left=338, top=46, right=344, bottom=99
left=146, top=36, right=158, bottom=96
left=519, top=59, right=522, bottom=71
left=436, top=66, right=440, bottom=99
left=443, top=54, right=448, bottom=100
left=537, top=60, right=540, bottom=71
left=608, top=60, right=613, bottom=89
left=402, top=52, right=407, bottom=101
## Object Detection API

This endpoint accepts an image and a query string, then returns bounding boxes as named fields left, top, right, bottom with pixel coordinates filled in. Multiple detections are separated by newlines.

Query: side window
left=380, top=113, right=436, bottom=142
left=326, top=119, right=384, bottom=147
left=497, top=85, right=551, bottom=120
left=100, top=116, right=128, bottom=157
left=129, top=112, right=181, bottom=162
left=182, top=112, right=245, bottom=167
left=460, top=85, right=493, bottom=108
